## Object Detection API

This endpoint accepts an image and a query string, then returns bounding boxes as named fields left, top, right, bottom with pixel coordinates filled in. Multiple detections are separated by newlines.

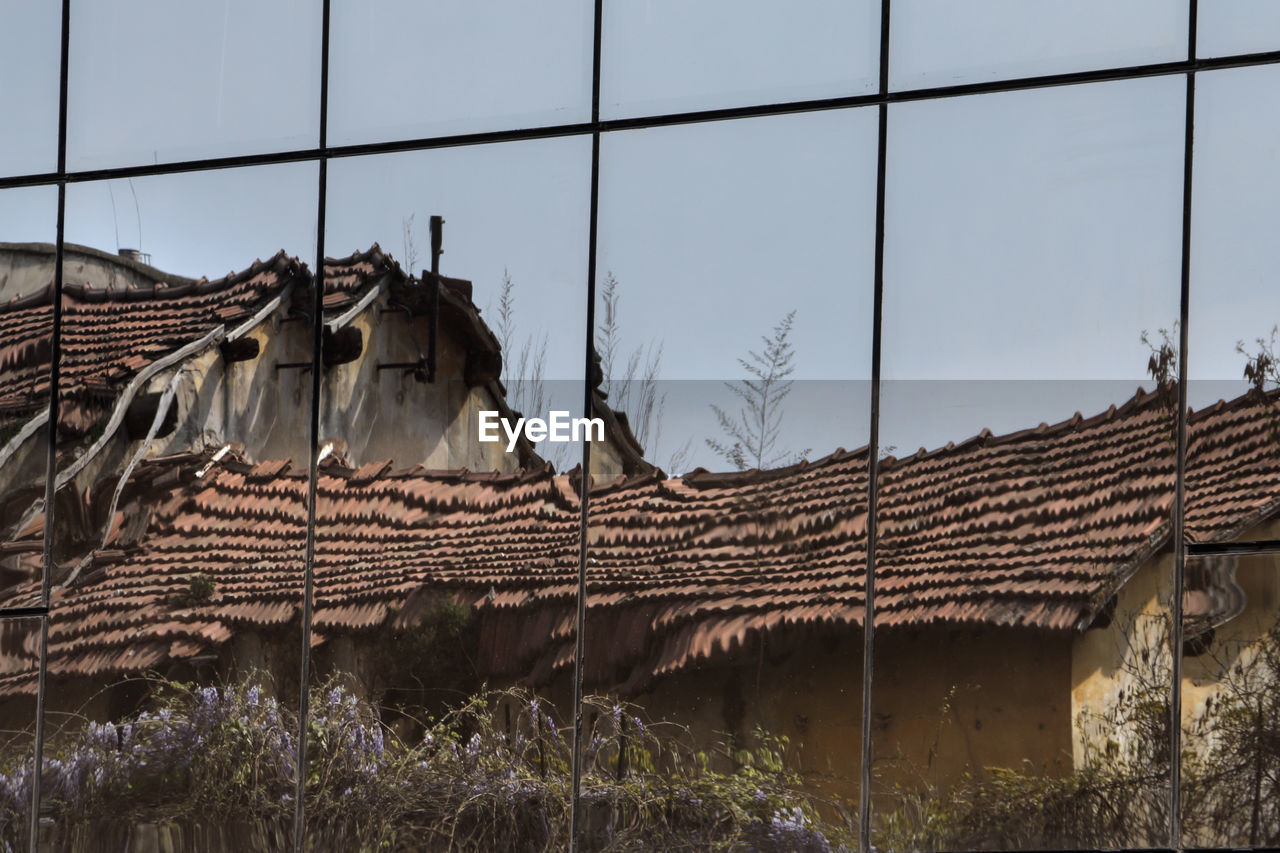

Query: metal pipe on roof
left=426, top=215, right=443, bottom=383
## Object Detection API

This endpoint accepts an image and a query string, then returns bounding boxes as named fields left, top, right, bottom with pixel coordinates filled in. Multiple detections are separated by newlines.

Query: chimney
left=117, top=248, right=152, bottom=266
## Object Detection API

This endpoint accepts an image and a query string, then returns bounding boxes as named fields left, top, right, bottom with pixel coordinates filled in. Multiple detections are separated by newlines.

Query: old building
left=1, top=242, right=1278, bottom=812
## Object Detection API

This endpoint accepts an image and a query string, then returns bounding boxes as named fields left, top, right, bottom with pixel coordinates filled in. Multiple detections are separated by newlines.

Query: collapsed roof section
left=1, top=243, right=304, bottom=439
left=0, top=242, right=653, bottom=566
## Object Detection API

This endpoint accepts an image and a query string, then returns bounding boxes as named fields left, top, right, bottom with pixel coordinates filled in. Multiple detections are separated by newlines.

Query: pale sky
left=1, top=2, right=1278, bottom=471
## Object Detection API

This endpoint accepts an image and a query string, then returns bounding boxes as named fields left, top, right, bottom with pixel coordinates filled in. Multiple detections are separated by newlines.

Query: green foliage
left=185, top=573, right=215, bottom=604
left=374, top=599, right=481, bottom=721
left=707, top=310, right=810, bottom=472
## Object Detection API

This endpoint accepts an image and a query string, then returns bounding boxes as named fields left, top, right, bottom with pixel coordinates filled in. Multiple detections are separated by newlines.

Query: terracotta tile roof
left=0, top=251, right=308, bottom=439
left=1, top=387, right=1276, bottom=697
left=321, top=243, right=491, bottom=350
left=0, top=244, right=465, bottom=440
left=0, top=290, right=53, bottom=431
left=1184, top=393, right=1280, bottom=542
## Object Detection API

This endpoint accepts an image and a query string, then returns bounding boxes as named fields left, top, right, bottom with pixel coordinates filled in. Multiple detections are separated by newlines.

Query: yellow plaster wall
left=1073, top=516, right=1280, bottom=768
left=872, top=628, right=1073, bottom=793
left=623, top=627, right=1072, bottom=808
left=1071, top=552, right=1173, bottom=767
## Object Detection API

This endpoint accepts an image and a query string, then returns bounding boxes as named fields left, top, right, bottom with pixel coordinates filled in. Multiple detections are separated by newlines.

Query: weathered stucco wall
left=872, top=628, right=1073, bottom=793
left=1073, top=515, right=1280, bottom=768
left=320, top=304, right=520, bottom=473
left=588, top=431, right=625, bottom=482
left=1071, top=552, right=1173, bottom=767
left=616, top=626, right=1071, bottom=807
left=0, top=243, right=191, bottom=304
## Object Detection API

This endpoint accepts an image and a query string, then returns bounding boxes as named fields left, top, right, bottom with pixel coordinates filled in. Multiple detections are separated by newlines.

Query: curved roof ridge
left=63, top=248, right=302, bottom=304
left=677, top=445, right=868, bottom=489
left=1188, top=385, right=1280, bottom=423
left=879, top=383, right=1171, bottom=472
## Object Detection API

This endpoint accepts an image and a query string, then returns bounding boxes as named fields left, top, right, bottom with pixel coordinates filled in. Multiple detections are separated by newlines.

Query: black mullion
left=291, top=0, right=331, bottom=847
left=28, top=0, right=72, bottom=846
left=1187, top=540, right=1280, bottom=557
left=0, top=607, right=48, bottom=620
left=1171, top=1, right=1198, bottom=849
left=5, top=47, right=1280, bottom=193
left=859, top=4, right=891, bottom=852
left=569, top=0, right=604, bottom=847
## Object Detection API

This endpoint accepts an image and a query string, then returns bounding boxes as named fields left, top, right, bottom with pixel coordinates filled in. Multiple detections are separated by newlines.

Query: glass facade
left=0, top=2, right=1277, bottom=850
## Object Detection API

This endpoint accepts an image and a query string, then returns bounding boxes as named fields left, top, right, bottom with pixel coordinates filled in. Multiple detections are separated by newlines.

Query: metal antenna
left=128, top=178, right=143, bottom=252
left=107, top=182, right=121, bottom=252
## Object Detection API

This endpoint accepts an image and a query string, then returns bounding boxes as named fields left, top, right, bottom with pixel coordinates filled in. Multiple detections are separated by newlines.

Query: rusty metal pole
left=426, top=215, right=443, bottom=383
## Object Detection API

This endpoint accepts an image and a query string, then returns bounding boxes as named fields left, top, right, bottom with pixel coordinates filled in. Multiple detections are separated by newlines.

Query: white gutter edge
left=56, top=326, right=224, bottom=489
left=325, top=279, right=384, bottom=334
left=56, top=280, right=293, bottom=489
left=195, top=443, right=233, bottom=479
left=1, top=281, right=288, bottom=479
left=60, top=366, right=186, bottom=589
left=0, top=409, right=50, bottom=471
left=228, top=280, right=293, bottom=340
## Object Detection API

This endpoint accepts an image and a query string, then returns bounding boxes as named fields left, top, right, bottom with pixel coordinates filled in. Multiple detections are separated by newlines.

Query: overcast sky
left=1, top=2, right=1278, bottom=472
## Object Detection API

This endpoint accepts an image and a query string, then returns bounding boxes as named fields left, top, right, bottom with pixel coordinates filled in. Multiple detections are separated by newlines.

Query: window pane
left=327, top=0, right=593, bottom=147
left=579, top=110, right=876, bottom=848
left=0, top=186, right=59, bottom=605
left=37, top=164, right=317, bottom=841
left=0, top=617, right=41, bottom=848
left=0, top=5, right=61, bottom=178
left=1197, top=0, right=1280, bottom=58
left=889, top=0, right=1187, bottom=91
left=306, top=139, right=588, bottom=847
left=1186, top=66, right=1280, bottom=547
left=67, top=0, right=321, bottom=171
left=1180, top=553, right=1280, bottom=847
left=601, top=0, right=879, bottom=119
left=873, top=78, right=1184, bottom=850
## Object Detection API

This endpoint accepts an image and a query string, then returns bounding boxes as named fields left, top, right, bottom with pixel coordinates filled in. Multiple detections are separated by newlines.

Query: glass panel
left=601, top=0, right=878, bottom=120
left=0, top=186, right=59, bottom=605
left=0, top=617, right=41, bottom=848
left=305, top=138, right=588, bottom=847
left=66, top=0, right=321, bottom=171
left=580, top=109, right=876, bottom=849
left=1197, top=1, right=1280, bottom=58
left=873, top=78, right=1184, bottom=850
left=327, top=0, right=592, bottom=147
left=38, top=163, right=317, bottom=843
left=1186, top=66, right=1280, bottom=547
left=889, top=0, right=1187, bottom=91
left=1180, top=553, right=1280, bottom=847
left=0, top=5, right=61, bottom=177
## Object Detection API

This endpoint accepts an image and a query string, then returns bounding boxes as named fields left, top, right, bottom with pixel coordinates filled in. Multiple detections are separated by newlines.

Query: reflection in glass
left=0, top=186, right=59, bottom=604
left=890, top=0, right=1186, bottom=91
left=872, top=78, right=1183, bottom=850
left=0, top=165, right=318, bottom=842
left=578, top=110, right=876, bottom=848
left=1185, top=67, right=1280, bottom=551
left=328, top=0, right=592, bottom=146
left=601, top=0, right=878, bottom=119
left=1197, top=0, right=1280, bottom=58
left=0, top=4, right=60, bottom=177
left=66, top=0, right=321, bottom=171
left=305, top=141, right=588, bottom=846
left=1180, top=553, right=1280, bottom=847
left=0, top=618, right=40, bottom=849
